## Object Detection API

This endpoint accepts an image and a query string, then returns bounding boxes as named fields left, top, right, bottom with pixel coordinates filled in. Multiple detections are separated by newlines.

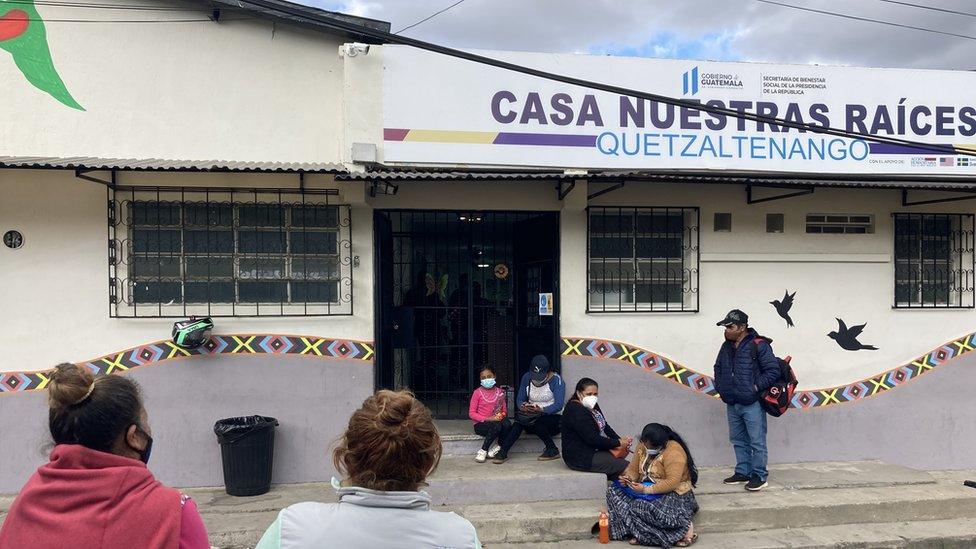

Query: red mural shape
left=0, top=10, right=29, bottom=42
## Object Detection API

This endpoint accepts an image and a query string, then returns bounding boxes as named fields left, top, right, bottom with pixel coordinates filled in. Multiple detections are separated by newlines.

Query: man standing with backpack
left=713, top=309, right=781, bottom=491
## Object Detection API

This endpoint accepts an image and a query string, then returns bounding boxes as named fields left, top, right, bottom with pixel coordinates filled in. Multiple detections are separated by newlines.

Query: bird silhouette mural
left=770, top=290, right=796, bottom=328
left=828, top=318, right=878, bottom=351
left=0, top=0, right=83, bottom=110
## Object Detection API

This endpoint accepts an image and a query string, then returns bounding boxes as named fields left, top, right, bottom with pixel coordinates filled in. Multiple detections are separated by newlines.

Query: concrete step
left=451, top=462, right=974, bottom=544
left=173, top=461, right=976, bottom=547
left=438, top=419, right=561, bottom=456
left=427, top=454, right=606, bottom=505
left=456, top=479, right=976, bottom=544
left=442, top=433, right=561, bottom=456
left=485, top=517, right=976, bottom=548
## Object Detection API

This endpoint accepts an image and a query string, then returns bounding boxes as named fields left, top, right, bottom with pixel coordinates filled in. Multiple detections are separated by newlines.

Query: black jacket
left=560, top=400, right=621, bottom=470
left=713, top=328, right=781, bottom=405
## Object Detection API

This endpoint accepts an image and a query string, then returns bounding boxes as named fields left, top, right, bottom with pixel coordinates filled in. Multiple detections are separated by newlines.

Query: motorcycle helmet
left=172, top=317, right=214, bottom=349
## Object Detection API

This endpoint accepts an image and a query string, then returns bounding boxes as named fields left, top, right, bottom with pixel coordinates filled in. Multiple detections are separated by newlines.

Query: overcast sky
left=313, top=0, right=976, bottom=70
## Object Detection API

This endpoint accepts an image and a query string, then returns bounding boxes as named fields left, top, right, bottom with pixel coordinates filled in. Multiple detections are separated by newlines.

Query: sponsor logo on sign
left=682, top=66, right=744, bottom=96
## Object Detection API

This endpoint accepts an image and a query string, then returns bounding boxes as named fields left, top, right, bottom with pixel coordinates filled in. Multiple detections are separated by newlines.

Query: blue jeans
left=726, top=402, right=768, bottom=481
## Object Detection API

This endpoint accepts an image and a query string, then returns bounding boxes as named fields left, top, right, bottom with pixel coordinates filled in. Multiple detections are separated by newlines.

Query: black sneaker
left=723, top=473, right=751, bottom=484
left=746, top=476, right=768, bottom=491
left=491, top=454, right=509, bottom=464
left=537, top=447, right=560, bottom=461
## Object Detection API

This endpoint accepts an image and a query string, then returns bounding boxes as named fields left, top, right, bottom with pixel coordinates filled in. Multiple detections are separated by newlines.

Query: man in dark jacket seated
left=713, top=309, right=780, bottom=492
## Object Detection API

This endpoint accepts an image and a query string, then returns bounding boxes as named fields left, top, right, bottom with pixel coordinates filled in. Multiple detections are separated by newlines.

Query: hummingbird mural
left=0, top=0, right=84, bottom=110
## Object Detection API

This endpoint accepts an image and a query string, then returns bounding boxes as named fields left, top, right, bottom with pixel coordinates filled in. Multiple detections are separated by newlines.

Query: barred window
left=109, top=187, right=352, bottom=317
left=893, top=213, right=974, bottom=309
left=587, top=207, right=699, bottom=313
left=806, top=214, right=874, bottom=234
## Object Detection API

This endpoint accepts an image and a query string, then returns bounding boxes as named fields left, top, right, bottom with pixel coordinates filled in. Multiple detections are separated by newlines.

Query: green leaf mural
left=0, top=0, right=84, bottom=110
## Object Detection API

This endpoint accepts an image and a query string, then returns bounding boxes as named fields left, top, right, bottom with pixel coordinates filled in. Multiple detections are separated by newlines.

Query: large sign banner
left=382, top=46, right=976, bottom=175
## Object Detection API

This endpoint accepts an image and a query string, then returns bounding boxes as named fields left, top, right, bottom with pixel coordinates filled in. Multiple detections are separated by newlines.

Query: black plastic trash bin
left=214, top=415, right=278, bottom=496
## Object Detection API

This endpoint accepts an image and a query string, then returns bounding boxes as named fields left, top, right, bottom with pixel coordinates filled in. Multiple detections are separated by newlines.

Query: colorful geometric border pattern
left=0, top=335, right=374, bottom=394
left=561, top=331, right=976, bottom=409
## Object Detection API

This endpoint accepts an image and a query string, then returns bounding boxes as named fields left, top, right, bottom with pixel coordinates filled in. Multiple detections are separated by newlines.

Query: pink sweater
left=468, top=387, right=507, bottom=424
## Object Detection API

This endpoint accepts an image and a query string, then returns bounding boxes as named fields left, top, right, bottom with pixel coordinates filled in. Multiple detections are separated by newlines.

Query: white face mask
left=581, top=395, right=598, bottom=409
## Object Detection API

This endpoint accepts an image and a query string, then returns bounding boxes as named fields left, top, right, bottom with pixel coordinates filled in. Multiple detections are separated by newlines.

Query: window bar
left=155, top=187, right=163, bottom=317
left=956, top=215, right=962, bottom=307
left=231, top=188, right=237, bottom=317
left=253, top=189, right=261, bottom=317
left=181, top=188, right=188, bottom=319
left=129, top=187, right=136, bottom=318
left=929, top=214, right=936, bottom=308
left=911, top=214, right=918, bottom=307
left=629, top=207, right=636, bottom=312
left=301, top=190, right=310, bottom=316
left=666, top=207, right=673, bottom=312
left=107, top=185, right=115, bottom=317
left=278, top=189, right=285, bottom=316
left=205, top=189, right=213, bottom=318
left=695, top=208, right=701, bottom=311
left=585, top=207, right=591, bottom=312
left=347, top=203, right=353, bottom=317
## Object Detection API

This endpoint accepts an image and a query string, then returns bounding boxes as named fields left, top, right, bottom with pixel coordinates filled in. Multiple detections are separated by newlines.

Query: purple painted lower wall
left=0, top=355, right=372, bottom=493
left=563, top=351, right=976, bottom=470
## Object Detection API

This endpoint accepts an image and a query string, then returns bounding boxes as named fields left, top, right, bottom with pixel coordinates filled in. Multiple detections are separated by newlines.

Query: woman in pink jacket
left=468, top=368, right=511, bottom=463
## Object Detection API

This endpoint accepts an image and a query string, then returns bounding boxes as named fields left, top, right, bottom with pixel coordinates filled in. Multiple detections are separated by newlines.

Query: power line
left=875, top=0, right=976, bottom=18
left=3, top=0, right=212, bottom=11
left=755, top=0, right=976, bottom=41
left=6, top=17, right=227, bottom=22
left=394, top=0, right=466, bottom=34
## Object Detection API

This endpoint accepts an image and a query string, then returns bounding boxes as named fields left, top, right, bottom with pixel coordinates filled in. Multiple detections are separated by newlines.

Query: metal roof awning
left=0, top=156, right=346, bottom=174
left=338, top=168, right=976, bottom=191
left=335, top=171, right=571, bottom=181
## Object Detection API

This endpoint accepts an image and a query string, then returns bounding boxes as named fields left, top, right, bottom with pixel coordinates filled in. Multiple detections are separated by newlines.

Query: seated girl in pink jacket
left=468, top=368, right=511, bottom=463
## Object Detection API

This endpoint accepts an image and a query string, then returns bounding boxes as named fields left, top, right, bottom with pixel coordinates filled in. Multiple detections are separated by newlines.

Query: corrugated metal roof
left=595, top=171, right=976, bottom=191
left=336, top=171, right=569, bottom=181
left=0, top=156, right=345, bottom=174
left=340, top=169, right=976, bottom=191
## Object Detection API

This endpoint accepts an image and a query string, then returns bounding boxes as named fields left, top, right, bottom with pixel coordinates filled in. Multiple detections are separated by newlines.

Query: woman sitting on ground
left=256, top=389, right=481, bottom=549
left=492, top=355, right=565, bottom=464
left=561, top=377, right=632, bottom=479
left=0, top=363, right=210, bottom=549
left=608, top=423, right=700, bottom=548
left=468, top=367, right=511, bottom=463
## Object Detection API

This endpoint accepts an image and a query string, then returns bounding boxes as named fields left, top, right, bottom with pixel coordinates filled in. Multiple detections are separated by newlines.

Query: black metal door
left=375, top=210, right=558, bottom=418
left=515, top=214, right=559, bottom=381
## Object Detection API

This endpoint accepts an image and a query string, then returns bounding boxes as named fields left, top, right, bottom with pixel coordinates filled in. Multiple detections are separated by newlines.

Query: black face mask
left=130, top=426, right=153, bottom=464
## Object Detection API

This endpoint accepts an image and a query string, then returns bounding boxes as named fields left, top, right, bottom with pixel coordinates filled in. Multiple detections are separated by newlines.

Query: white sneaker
left=487, top=444, right=501, bottom=459
left=475, top=449, right=488, bottom=463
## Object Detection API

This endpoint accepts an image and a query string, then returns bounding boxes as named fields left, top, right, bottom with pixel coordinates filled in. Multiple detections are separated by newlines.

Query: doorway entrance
left=374, top=210, right=559, bottom=418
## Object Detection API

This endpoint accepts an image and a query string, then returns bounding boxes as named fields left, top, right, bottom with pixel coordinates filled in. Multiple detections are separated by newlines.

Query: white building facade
left=1, top=1, right=974, bottom=492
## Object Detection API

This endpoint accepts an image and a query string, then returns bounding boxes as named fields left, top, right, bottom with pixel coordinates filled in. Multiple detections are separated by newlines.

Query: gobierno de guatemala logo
left=682, top=65, right=744, bottom=96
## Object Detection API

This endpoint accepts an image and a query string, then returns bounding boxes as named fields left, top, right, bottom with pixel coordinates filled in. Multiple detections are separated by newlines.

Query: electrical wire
left=755, top=0, right=976, bottom=41
left=2, top=0, right=212, bottom=11
left=394, top=0, right=466, bottom=34
left=875, top=0, right=976, bottom=18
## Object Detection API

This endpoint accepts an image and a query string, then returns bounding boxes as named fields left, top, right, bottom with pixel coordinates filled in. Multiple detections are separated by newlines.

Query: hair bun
left=47, top=363, right=95, bottom=409
left=377, top=391, right=414, bottom=427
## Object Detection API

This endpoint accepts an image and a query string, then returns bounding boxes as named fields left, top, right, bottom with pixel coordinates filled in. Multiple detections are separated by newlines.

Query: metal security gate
left=374, top=210, right=559, bottom=418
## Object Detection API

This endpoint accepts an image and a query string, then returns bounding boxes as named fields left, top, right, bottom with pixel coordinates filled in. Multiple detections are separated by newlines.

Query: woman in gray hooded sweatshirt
left=255, top=390, right=481, bottom=549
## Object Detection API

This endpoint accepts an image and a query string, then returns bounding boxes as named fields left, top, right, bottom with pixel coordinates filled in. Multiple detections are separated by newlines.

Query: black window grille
left=893, top=213, right=974, bottom=309
left=587, top=207, right=700, bottom=313
left=108, top=186, right=353, bottom=317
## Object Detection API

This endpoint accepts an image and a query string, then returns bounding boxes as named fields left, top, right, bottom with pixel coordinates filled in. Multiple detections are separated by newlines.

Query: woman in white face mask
left=560, top=378, right=632, bottom=479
